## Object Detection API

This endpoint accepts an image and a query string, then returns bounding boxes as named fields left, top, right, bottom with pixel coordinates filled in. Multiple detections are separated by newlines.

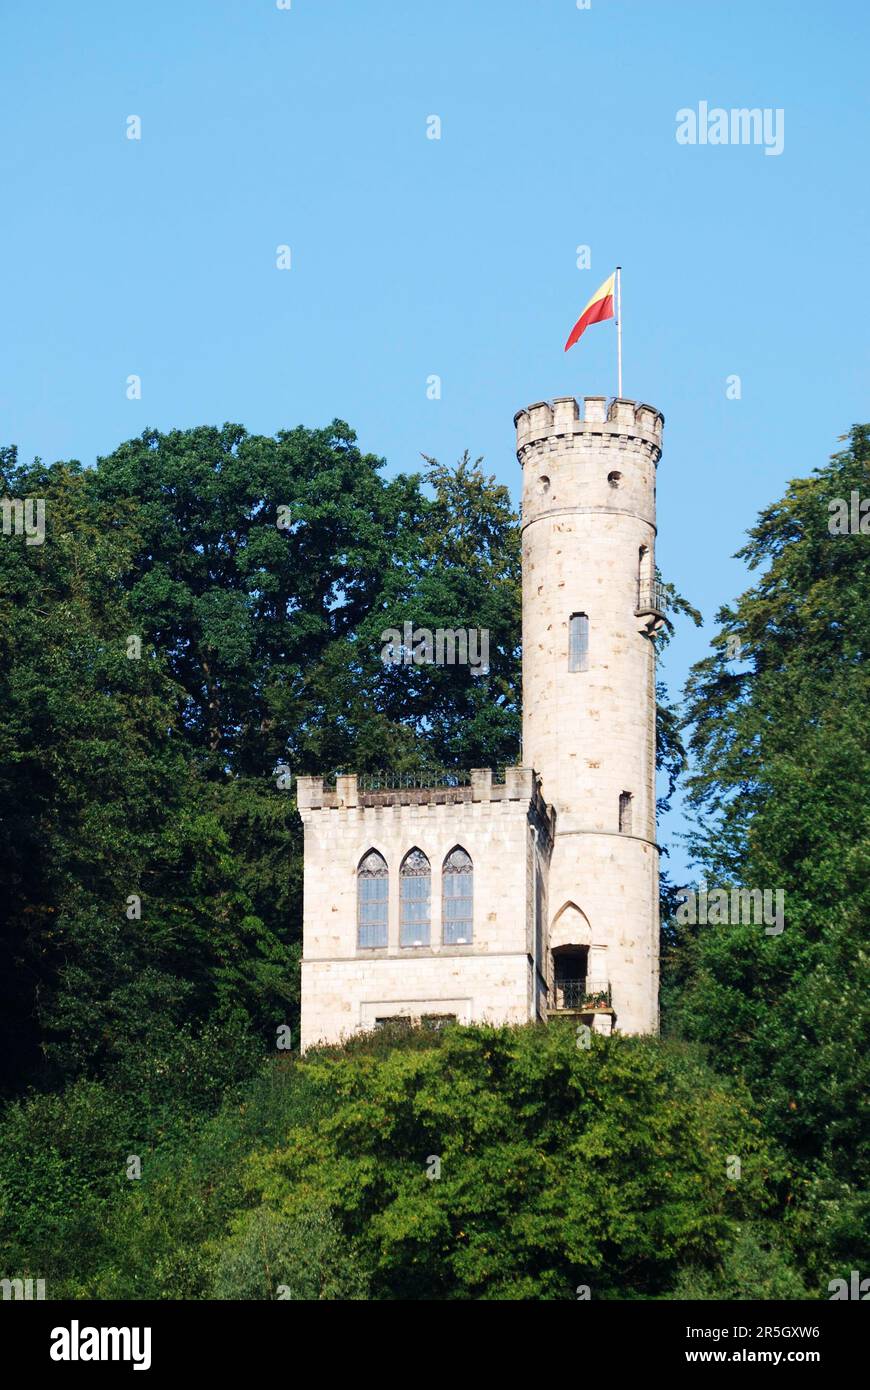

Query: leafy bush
left=1, top=1027, right=807, bottom=1301
left=244, top=1025, right=792, bottom=1300
left=210, top=1207, right=369, bottom=1300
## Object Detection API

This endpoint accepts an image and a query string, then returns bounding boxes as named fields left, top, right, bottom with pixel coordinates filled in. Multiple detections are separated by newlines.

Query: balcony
left=635, top=580, right=668, bottom=635
left=552, top=979, right=612, bottom=1012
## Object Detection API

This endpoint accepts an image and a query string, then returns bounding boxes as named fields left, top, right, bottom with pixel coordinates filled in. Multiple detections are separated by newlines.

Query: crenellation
left=608, top=397, right=636, bottom=429
left=296, top=775, right=323, bottom=810
left=335, top=774, right=358, bottom=808
left=470, top=767, right=492, bottom=801
left=552, top=395, right=580, bottom=430
left=514, top=395, right=663, bottom=469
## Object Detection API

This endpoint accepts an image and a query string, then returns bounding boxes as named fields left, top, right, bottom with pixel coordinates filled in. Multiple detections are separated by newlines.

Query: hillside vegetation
left=1, top=422, right=867, bottom=1298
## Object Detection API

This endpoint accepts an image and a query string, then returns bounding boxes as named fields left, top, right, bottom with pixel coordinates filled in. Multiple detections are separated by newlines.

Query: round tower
left=515, top=394, right=664, bottom=1034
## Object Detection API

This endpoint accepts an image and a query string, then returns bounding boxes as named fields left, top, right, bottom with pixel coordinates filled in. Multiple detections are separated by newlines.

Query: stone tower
left=515, top=395, right=664, bottom=1035
left=297, top=392, right=666, bottom=1050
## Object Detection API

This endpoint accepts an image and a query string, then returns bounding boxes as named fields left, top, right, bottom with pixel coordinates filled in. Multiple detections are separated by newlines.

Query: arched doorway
left=550, top=902, right=592, bottom=1011
left=548, top=903, right=611, bottom=1018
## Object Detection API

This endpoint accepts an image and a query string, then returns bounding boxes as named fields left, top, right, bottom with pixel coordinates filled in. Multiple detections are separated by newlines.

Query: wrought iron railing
left=356, top=768, right=471, bottom=791
left=553, top=979, right=612, bottom=1011
left=636, top=580, right=668, bottom=616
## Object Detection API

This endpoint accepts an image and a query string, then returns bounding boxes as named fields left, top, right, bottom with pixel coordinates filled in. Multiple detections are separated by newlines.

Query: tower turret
left=515, top=394, right=663, bottom=1034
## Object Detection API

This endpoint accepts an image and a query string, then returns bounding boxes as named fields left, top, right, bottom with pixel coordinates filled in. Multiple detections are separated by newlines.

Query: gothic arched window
left=357, top=850, right=388, bottom=948
left=400, top=848, right=431, bottom=946
left=442, top=847, right=473, bottom=944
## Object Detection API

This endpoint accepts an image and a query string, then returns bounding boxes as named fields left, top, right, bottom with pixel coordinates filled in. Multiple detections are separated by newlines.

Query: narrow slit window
left=619, top=791, right=633, bottom=834
left=638, top=545, right=652, bottom=605
left=568, top=613, right=589, bottom=672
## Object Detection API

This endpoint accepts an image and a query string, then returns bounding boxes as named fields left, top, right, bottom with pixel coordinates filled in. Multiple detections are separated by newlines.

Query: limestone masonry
left=299, top=393, right=665, bottom=1049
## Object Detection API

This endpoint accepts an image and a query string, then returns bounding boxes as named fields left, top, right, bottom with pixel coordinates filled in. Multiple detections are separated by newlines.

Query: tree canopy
left=665, top=424, right=870, bottom=1284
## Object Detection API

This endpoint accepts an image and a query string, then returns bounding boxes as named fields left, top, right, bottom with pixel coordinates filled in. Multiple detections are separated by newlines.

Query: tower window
left=568, top=613, right=589, bottom=672
left=638, top=543, right=652, bottom=590
left=358, top=850, right=388, bottom=948
left=442, top=846, right=473, bottom=944
left=538, top=475, right=550, bottom=495
left=400, top=848, right=431, bottom=946
left=619, top=792, right=633, bottom=834
left=607, top=471, right=622, bottom=487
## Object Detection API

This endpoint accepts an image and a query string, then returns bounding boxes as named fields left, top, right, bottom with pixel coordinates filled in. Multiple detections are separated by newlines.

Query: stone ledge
left=297, top=767, right=552, bottom=826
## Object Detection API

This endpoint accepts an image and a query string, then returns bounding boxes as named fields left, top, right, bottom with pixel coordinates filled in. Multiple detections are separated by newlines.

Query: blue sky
left=2, top=0, right=868, bottom=877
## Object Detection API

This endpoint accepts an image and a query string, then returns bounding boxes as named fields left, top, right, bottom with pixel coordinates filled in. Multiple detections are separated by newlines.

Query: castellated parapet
left=297, top=767, right=552, bottom=817
left=514, top=394, right=663, bottom=451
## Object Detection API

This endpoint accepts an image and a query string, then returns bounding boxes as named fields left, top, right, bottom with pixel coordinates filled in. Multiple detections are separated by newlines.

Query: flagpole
left=615, top=265, right=623, bottom=397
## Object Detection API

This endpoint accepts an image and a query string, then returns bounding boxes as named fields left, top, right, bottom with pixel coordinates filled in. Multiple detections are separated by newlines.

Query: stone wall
left=298, top=769, right=554, bottom=1048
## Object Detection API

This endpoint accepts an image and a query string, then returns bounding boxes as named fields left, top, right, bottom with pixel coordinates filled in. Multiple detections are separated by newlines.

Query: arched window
left=357, top=850, right=388, bottom=948
left=400, top=848, right=431, bottom=946
left=569, top=613, right=589, bottom=672
left=442, top=847, right=473, bottom=944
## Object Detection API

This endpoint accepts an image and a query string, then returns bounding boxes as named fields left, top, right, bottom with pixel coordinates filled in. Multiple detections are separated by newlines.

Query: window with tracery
left=442, top=847, right=473, bottom=944
left=358, top=849, right=388, bottom=947
left=400, top=848, right=431, bottom=946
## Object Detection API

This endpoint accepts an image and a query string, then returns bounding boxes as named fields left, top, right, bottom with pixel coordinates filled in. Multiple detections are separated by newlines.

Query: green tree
left=0, top=448, right=296, bottom=1089
left=245, top=1025, right=789, bottom=1300
left=88, top=421, right=427, bottom=775
left=668, top=424, right=870, bottom=1281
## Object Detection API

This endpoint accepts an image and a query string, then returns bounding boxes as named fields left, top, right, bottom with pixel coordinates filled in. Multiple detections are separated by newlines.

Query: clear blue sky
left=2, top=0, right=868, bottom=877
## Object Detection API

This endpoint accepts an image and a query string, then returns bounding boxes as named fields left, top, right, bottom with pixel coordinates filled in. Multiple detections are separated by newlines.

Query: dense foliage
left=664, top=424, right=870, bottom=1286
left=0, top=1027, right=802, bottom=1300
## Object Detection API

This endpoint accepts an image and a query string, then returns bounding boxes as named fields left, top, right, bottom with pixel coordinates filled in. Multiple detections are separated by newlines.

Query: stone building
left=298, top=393, right=665, bottom=1049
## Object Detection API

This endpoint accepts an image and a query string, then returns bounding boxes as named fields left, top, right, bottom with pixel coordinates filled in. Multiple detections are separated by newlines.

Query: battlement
left=514, top=396, right=664, bottom=461
left=297, top=766, right=553, bottom=829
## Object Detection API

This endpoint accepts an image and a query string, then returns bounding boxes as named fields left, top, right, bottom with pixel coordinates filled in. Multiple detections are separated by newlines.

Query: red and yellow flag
left=564, top=272, right=615, bottom=352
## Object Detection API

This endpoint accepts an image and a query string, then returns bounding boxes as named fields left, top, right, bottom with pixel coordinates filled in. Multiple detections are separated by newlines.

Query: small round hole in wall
left=607, top=471, right=622, bottom=488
